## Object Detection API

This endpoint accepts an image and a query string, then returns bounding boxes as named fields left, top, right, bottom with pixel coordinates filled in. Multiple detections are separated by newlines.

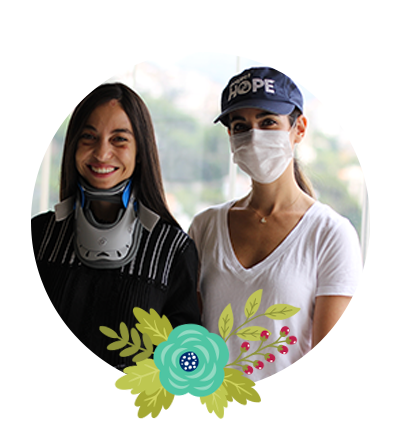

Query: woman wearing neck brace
left=31, top=83, right=201, bottom=370
left=189, top=67, right=362, bottom=381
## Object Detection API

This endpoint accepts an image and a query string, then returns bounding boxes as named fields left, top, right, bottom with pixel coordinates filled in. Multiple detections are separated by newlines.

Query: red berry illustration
left=265, top=353, right=275, bottom=363
left=278, top=345, right=289, bottom=355
left=254, top=360, right=264, bottom=370
left=241, top=342, right=250, bottom=351
left=286, top=336, right=297, bottom=345
left=260, top=330, right=270, bottom=340
left=244, top=365, right=253, bottom=375
left=280, top=326, right=290, bottom=336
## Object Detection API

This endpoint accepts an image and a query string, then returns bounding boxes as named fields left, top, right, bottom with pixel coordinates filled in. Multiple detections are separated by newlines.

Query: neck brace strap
left=73, top=178, right=139, bottom=269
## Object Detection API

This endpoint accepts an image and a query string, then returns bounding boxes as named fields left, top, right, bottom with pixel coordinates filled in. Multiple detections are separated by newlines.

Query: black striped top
left=32, top=211, right=201, bottom=370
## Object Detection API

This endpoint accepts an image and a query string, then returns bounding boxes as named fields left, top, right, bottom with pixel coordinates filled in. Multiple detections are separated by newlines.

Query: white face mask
left=229, top=129, right=294, bottom=184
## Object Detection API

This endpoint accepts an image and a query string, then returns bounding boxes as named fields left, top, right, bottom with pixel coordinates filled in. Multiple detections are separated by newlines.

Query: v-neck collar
left=221, top=200, right=319, bottom=274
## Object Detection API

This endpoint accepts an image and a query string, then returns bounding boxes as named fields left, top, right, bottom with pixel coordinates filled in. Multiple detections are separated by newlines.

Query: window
left=32, top=53, right=369, bottom=262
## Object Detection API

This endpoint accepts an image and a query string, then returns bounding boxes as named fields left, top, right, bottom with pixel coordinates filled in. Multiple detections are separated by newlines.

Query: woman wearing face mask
left=32, top=83, right=201, bottom=370
left=189, top=67, right=362, bottom=380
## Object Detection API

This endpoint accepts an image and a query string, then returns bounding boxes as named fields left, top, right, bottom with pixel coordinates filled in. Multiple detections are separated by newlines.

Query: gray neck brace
left=73, top=178, right=138, bottom=269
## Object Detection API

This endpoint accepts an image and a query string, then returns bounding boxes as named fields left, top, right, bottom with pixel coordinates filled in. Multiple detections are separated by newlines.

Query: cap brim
left=214, top=99, right=296, bottom=126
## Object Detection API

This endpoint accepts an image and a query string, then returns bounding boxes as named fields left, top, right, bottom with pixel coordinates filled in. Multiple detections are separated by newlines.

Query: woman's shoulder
left=306, top=201, right=360, bottom=246
left=154, top=219, right=195, bottom=253
left=31, top=211, right=55, bottom=256
left=188, top=201, right=233, bottom=249
left=31, top=211, right=56, bottom=240
left=308, top=202, right=362, bottom=287
left=309, top=201, right=354, bottom=229
left=32, top=210, right=55, bottom=224
left=138, top=219, right=198, bottom=283
left=191, top=201, right=233, bottom=227
left=31, top=210, right=73, bottom=234
left=31, top=210, right=74, bottom=258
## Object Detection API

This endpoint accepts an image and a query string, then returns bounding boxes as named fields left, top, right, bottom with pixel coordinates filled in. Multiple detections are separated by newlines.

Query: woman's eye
left=232, top=123, right=249, bottom=134
left=113, top=136, right=128, bottom=144
left=261, top=118, right=277, bottom=128
left=80, top=133, right=96, bottom=142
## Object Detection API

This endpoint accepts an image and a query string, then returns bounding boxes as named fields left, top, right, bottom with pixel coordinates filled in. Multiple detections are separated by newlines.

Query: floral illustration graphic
left=154, top=324, right=229, bottom=396
left=100, top=289, right=300, bottom=418
left=219, top=290, right=300, bottom=375
left=99, top=308, right=171, bottom=366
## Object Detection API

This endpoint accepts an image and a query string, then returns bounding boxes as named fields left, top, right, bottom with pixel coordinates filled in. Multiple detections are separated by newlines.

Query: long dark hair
left=288, top=108, right=315, bottom=199
left=60, top=82, right=180, bottom=227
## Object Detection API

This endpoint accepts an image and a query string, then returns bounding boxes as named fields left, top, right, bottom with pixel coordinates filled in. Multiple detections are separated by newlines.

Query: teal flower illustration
left=154, top=324, right=229, bottom=397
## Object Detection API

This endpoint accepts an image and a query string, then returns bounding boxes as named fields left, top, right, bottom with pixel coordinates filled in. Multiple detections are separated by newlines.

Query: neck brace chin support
left=73, top=178, right=139, bottom=269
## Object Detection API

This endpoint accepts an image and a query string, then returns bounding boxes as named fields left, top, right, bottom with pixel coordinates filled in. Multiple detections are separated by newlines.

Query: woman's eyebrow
left=229, top=111, right=278, bottom=123
left=255, top=111, right=278, bottom=119
left=83, top=124, right=97, bottom=131
left=111, top=128, right=134, bottom=135
left=229, top=115, right=246, bottom=123
left=82, top=125, right=133, bottom=136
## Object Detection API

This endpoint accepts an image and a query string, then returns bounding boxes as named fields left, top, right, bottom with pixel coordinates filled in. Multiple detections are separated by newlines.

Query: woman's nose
left=93, top=138, right=112, bottom=161
left=252, top=122, right=263, bottom=130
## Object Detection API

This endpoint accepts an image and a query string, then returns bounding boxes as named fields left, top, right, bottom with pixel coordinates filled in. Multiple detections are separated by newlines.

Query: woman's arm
left=304, top=296, right=353, bottom=392
left=197, top=291, right=203, bottom=316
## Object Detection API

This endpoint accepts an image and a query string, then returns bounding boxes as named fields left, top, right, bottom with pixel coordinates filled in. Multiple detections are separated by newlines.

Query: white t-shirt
left=189, top=201, right=362, bottom=381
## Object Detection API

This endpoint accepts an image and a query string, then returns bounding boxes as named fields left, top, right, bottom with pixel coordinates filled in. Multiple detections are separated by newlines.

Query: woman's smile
left=88, top=164, right=118, bottom=175
left=90, top=166, right=115, bottom=173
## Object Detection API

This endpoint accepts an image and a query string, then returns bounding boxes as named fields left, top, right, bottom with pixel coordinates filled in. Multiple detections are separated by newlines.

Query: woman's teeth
left=90, top=166, right=116, bottom=174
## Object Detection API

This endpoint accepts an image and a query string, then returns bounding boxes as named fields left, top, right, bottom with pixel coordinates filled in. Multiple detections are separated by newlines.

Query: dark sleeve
left=31, top=212, right=53, bottom=391
left=163, top=238, right=202, bottom=328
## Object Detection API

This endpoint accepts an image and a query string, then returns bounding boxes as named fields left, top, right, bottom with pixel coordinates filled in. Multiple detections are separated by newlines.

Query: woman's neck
left=246, top=162, right=305, bottom=215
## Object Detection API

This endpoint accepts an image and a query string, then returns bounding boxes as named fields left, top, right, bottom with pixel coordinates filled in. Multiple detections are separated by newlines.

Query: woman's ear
left=293, top=115, right=307, bottom=145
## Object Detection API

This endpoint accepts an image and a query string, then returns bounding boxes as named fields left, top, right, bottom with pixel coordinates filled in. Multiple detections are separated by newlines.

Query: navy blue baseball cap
left=214, top=67, right=304, bottom=127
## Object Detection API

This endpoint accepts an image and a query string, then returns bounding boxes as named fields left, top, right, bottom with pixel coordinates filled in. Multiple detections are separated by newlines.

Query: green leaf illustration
left=194, top=385, right=237, bottom=419
left=119, top=346, right=140, bottom=357
left=99, top=326, right=119, bottom=339
left=218, top=303, right=234, bottom=340
left=120, top=322, right=129, bottom=342
left=143, top=333, right=153, bottom=353
left=131, top=328, right=141, bottom=347
left=124, top=359, right=161, bottom=394
left=236, top=326, right=270, bottom=341
left=98, top=359, right=182, bottom=420
left=144, top=387, right=167, bottom=408
left=244, top=289, right=263, bottom=319
left=107, top=340, right=127, bottom=351
left=133, top=350, right=153, bottom=363
left=133, top=308, right=173, bottom=345
left=222, top=368, right=254, bottom=396
left=265, top=304, right=300, bottom=320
